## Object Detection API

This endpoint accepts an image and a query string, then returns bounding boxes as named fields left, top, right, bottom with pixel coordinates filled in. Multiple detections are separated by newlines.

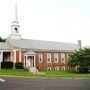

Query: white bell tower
left=9, top=2, right=21, bottom=40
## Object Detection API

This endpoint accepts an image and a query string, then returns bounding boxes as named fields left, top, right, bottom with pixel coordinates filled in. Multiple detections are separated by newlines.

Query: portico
left=0, top=50, right=12, bottom=62
left=24, top=51, right=36, bottom=68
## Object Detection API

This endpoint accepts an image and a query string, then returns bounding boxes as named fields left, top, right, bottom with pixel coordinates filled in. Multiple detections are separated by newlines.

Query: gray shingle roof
left=0, top=42, right=11, bottom=50
left=8, top=38, right=79, bottom=52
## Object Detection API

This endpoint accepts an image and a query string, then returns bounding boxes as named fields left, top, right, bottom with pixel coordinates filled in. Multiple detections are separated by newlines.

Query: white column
left=10, top=51, right=13, bottom=62
left=13, top=50, right=16, bottom=69
left=24, top=55, right=25, bottom=67
left=26, top=55, right=28, bottom=67
left=34, top=56, right=36, bottom=67
left=0, top=50, right=3, bottom=62
left=19, top=51, right=21, bottom=62
left=0, top=50, right=3, bottom=70
left=29, top=58, right=30, bottom=67
left=13, top=50, right=16, bottom=63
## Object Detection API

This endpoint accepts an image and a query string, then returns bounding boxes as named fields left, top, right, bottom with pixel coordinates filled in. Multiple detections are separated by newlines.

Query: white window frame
left=47, top=53, right=51, bottom=63
left=54, top=53, right=58, bottom=63
left=38, top=54, right=43, bottom=62
left=67, top=54, right=69, bottom=62
left=61, top=66, right=65, bottom=71
left=47, top=67, right=51, bottom=71
left=61, top=53, right=65, bottom=63
left=55, top=67, right=59, bottom=71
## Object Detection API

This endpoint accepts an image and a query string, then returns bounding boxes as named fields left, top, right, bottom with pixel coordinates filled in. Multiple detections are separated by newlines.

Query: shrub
left=1, top=62, right=13, bottom=69
left=78, top=67, right=88, bottom=73
left=15, top=62, right=23, bottom=69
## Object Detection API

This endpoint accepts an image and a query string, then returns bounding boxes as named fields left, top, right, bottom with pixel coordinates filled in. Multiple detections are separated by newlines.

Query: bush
left=79, top=67, right=89, bottom=73
left=1, top=62, right=13, bottom=69
left=15, top=62, right=23, bottom=69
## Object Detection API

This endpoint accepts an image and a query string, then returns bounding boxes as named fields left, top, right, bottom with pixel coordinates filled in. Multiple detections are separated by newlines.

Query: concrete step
left=28, top=67, right=45, bottom=75
left=29, top=67, right=38, bottom=74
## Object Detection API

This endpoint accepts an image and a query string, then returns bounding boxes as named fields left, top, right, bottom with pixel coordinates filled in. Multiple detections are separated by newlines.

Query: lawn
left=0, top=69, right=37, bottom=78
left=42, top=71, right=90, bottom=78
left=0, top=69, right=90, bottom=78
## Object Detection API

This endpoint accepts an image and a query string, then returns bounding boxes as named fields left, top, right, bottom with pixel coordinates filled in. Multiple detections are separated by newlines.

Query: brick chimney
left=78, top=40, right=82, bottom=49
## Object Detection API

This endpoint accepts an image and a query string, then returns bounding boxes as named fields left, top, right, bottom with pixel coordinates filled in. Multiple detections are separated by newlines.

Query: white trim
left=47, top=53, right=51, bottom=63
left=24, top=56, right=25, bottom=67
left=38, top=54, right=43, bottom=62
left=25, top=55, right=36, bottom=68
left=34, top=56, right=36, bottom=67
left=61, top=66, right=66, bottom=71
left=54, top=53, right=58, bottom=63
left=0, top=50, right=3, bottom=70
left=26, top=55, right=28, bottom=67
left=13, top=50, right=16, bottom=63
left=10, top=51, right=13, bottom=62
left=61, top=53, right=65, bottom=63
left=47, top=67, right=51, bottom=71
left=55, top=67, right=59, bottom=71
left=67, top=53, right=69, bottom=62
left=0, top=50, right=3, bottom=62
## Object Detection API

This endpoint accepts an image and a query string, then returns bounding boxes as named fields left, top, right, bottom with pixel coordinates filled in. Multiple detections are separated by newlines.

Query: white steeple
left=15, top=1, right=18, bottom=22
left=9, top=1, right=21, bottom=40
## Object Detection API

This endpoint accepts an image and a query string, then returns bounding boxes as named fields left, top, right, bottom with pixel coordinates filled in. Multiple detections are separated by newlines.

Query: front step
left=29, top=67, right=38, bottom=74
left=28, top=67, right=45, bottom=75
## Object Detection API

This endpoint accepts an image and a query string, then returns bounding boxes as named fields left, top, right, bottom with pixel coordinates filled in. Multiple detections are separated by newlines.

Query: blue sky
left=0, top=0, right=90, bottom=46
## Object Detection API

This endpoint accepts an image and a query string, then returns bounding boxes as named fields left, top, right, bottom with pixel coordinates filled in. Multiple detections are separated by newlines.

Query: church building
left=0, top=4, right=79, bottom=71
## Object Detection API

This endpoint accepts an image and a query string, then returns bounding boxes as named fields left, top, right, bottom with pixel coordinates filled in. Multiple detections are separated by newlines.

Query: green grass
left=39, top=71, right=90, bottom=78
left=0, top=69, right=37, bottom=77
left=0, top=69, right=90, bottom=78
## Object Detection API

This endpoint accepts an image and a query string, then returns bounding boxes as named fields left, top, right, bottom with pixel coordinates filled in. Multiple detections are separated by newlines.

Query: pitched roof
left=0, top=42, right=11, bottom=50
left=8, top=38, right=79, bottom=52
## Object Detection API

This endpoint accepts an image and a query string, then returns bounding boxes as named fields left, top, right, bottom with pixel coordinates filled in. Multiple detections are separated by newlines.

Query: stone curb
left=0, top=75, right=90, bottom=79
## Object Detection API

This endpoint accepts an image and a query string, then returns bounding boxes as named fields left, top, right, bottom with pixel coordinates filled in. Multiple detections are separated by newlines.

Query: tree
left=0, top=37, right=6, bottom=42
left=68, top=48, right=90, bottom=73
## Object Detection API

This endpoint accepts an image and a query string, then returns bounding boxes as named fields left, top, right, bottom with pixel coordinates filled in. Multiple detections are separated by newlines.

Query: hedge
left=15, top=62, right=23, bottom=69
left=1, top=62, right=13, bottom=69
left=79, top=67, right=89, bottom=73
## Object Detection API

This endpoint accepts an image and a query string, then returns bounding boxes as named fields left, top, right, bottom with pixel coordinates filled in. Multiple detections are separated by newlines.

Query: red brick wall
left=16, top=50, right=71, bottom=71
left=16, top=51, right=19, bottom=62
left=35, top=51, right=71, bottom=71
left=21, top=51, right=25, bottom=63
left=15, top=51, right=26, bottom=63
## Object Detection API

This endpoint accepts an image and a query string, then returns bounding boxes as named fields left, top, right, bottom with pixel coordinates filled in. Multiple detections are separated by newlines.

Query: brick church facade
left=0, top=4, right=79, bottom=71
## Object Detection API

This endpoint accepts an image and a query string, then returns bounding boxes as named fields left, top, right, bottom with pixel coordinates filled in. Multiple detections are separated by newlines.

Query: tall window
left=61, top=66, right=65, bottom=71
left=47, top=53, right=51, bottom=63
left=38, top=54, right=43, bottom=62
left=67, top=54, right=69, bottom=62
left=54, top=53, right=58, bottom=63
left=55, top=67, right=59, bottom=71
left=61, top=53, right=65, bottom=63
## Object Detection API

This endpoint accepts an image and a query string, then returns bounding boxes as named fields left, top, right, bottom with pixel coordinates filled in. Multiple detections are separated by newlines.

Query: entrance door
left=25, top=55, right=35, bottom=68
left=29, top=56, right=34, bottom=67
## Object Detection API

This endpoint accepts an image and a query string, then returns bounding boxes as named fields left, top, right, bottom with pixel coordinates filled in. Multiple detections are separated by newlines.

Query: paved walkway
left=0, top=78, right=90, bottom=90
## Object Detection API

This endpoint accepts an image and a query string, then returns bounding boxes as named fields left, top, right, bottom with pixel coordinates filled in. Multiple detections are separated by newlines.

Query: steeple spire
left=15, top=1, right=18, bottom=22
left=9, top=0, right=21, bottom=40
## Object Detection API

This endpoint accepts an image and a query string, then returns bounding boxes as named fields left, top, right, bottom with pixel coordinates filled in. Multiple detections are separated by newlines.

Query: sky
left=0, top=0, right=90, bottom=46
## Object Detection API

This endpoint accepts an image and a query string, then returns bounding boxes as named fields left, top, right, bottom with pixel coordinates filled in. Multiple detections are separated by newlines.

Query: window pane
left=54, top=53, right=58, bottom=63
left=61, top=53, right=65, bottom=62
left=39, top=54, right=43, bottom=62
left=47, top=53, right=51, bottom=63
